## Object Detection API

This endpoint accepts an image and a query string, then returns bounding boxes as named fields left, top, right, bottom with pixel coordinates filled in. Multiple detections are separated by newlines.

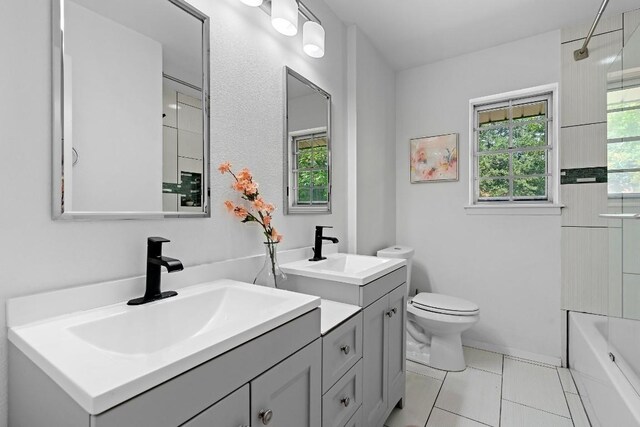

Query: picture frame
left=410, top=133, right=459, bottom=183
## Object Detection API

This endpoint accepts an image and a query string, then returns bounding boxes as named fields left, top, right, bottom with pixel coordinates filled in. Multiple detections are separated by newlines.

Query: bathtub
left=569, top=312, right=640, bottom=427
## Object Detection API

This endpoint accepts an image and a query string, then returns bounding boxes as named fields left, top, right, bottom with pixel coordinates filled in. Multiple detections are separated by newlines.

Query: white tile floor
left=385, top=347, right=592, bottom=427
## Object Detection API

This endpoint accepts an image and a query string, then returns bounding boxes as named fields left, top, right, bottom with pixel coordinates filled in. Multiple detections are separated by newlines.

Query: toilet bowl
left=377, top=246, right=480, bottom=372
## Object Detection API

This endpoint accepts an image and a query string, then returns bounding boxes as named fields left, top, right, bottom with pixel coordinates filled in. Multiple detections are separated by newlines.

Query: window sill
left=464, top=204, right=564, bottom=216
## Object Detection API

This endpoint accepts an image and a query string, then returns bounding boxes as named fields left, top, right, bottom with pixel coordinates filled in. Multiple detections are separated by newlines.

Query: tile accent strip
left=560, top=167, right=607, bottom=185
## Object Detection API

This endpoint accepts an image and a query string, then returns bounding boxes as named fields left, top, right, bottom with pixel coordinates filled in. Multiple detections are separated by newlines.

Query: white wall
left=348, top=26, right=397, bottom=255
left=0, top=0, right=347, bottom=424
left=396, top=31, right=563, bottom=361
left=66, top=1, right=163, bottom=212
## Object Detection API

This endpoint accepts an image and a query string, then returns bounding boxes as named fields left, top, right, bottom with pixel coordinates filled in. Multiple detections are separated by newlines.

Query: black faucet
left=128, top=237, right=184, bottom=305
left=309, top=226, right=339, bottom=261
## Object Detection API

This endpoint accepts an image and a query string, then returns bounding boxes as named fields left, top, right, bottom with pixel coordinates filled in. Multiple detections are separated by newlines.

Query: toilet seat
left=410, top=293, right=479, bottom=317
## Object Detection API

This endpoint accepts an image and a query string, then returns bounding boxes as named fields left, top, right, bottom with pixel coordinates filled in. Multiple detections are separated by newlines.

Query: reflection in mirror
left=284, top=67, right=332, bottom=214
left=52, top=0, right=209, bottom=219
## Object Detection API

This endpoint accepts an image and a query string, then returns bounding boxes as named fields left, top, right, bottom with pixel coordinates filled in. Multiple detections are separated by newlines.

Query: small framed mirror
left=52, top=0, right=210, bottom=219
left=283, top=67, right=332, bottom=215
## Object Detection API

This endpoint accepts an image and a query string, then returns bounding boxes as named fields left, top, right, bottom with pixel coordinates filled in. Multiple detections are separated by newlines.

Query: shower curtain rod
left=574, top=0, right=610, bottom=61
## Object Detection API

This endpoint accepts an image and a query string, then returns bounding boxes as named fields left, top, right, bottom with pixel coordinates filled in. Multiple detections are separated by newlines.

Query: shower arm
left=574, top=0, right=610, bottom=61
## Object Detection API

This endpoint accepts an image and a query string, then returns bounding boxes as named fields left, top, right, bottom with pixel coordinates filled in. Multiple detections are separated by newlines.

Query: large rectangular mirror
left=52, top=0, right=210, bottom=219
left=284, top=67, right=332, bottom=214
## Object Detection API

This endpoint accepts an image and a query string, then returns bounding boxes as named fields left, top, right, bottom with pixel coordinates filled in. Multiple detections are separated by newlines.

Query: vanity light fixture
left=303, top=20, right=324, bottom=58
left=271, top=0, right=298, bottom=36
left=240, top=0, right=263, bottom=6
left=240, top=0, right=326, bottom=58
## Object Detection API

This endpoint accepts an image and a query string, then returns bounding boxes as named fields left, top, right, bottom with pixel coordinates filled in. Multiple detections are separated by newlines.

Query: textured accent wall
left=0, top=0, right=349, bottom=424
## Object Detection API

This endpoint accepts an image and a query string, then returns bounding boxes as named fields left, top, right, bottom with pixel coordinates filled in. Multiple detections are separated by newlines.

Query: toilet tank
left=377, top=246, right=414, bottom=295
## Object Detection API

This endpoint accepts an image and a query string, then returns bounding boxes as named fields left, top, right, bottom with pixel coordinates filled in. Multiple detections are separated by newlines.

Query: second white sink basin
left=281, top=253, right=405, bottom=285
left=8, top=279, right=319, bottom=414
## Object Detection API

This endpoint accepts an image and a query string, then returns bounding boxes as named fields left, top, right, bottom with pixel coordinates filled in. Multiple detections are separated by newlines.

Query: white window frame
left=607, top=84, right=640, bottom=198
left=466, top=84, right=561, bottom=214
left=287, top=127, right=331, bottom=214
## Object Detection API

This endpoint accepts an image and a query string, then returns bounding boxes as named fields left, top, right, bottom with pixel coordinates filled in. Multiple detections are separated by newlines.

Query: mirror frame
left=51, top=0, right=211, bottom=220
left=283, top=66, right=332, bottom=215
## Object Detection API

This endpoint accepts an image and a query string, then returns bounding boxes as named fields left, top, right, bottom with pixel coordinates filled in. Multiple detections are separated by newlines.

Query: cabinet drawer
left=360, top=266, right=406, bottom=308
left=181, top=385, right=249, bottom=427
left=322, top=360, right=362, bottom=427
left=322, top=312, right=362, bottom=392
left=344, top=405, right=362, bottom=427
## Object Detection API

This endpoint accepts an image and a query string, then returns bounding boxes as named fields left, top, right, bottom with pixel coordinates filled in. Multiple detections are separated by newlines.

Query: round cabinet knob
left=259, top=409, right=273, bottom=425
left=392, top=307, right=397, bottom=314
left=386, top=310, right=394, bottom=317
left=340, top=345, right=351, bottom=355
left=340, top=396, right=350, bottom=407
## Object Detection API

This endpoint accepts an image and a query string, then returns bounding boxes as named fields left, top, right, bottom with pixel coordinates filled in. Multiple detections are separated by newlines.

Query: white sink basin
left=281, top=253, right=406, bottom=285
left=8, top=280, right=319, bottom=414
left=69, top=285, right=289, bottom=355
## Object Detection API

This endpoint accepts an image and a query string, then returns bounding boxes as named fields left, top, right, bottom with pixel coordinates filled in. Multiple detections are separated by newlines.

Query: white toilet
left=377, top=246, right=479, bottom=372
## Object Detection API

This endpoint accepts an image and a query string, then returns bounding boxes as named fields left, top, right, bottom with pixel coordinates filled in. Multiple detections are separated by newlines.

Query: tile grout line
left=436, top=407, right=495, bottom=427
left=502, top=398, right=572, bottom=420
left=406, top=367, right=447, bottom=382
left=505, top=355, right=558, bottom=370
left=499, top=354, right=504, bottom=426
left=556, top=368, right=577, bottom=426
left=566, top=369, right=595, bottom=427
left=466, top=365, right=503, bottom=376
left=575, top=393, right=594, bottom=427
left=423, top=371, right=447, bottom=427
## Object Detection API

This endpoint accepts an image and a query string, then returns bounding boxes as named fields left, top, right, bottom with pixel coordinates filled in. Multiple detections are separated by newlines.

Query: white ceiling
left=323, top=0, right=640, bottom=70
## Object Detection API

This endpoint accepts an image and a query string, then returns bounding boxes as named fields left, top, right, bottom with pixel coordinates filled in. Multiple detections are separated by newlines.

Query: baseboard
left=462, top=338, right=562, bottom=367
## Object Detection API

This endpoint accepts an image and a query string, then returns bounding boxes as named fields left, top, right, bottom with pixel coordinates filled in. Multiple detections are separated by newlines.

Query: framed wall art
left=410, top=133, right=459, bottom=183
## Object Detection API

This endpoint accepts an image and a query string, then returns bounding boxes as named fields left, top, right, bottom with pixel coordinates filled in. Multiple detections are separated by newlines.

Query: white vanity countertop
left=281, top=253, right=406, bottom=286
left=8, top=279, right=320, bottom=415
left=320, top=299, right=361, bottom=335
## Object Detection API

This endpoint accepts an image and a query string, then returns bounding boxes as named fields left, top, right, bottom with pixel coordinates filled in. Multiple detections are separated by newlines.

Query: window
left=607, top=85, right=640, bottom=195
left=469, top=85, right=558, bottom=206
left=287, top=128, right=330, bottom=212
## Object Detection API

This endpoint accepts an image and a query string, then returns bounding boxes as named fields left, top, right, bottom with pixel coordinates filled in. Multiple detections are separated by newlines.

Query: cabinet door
left=251, top=339, right=321, bottom=427
left=362, top=295, right=389, bottom=427
left=182, top=385, right=249, bottom=427
left=344, top=406, right=362, bottom=427
left=387, top=284, right=407, bottom=409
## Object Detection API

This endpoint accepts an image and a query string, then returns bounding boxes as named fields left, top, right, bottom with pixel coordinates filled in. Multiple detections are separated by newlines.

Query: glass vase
left=254, top=242, right=287, bottom=288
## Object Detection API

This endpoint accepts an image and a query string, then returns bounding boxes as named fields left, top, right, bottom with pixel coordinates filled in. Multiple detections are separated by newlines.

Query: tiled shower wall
left=560, top=10, right=640, bottom=363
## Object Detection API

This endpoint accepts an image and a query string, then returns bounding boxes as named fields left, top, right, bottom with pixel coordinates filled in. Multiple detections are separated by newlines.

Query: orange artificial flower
left=263, top=215, right=272, bottom=226
left=233, top=206, right=248, bottom=218
left=243, top=181, right=258, bottom=195
left=253, top=198, right=266, bottom=210
left=237, top=168, right=252, bottom=181
left=218, top=161, right=231, bottom=174
left=224, top=200, right=235, bottom=212
left=232, top=180, right=246, bottom=192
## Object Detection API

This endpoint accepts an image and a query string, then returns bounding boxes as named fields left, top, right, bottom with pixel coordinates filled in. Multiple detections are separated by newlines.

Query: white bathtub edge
left=569, top=311, right=640, bottom=427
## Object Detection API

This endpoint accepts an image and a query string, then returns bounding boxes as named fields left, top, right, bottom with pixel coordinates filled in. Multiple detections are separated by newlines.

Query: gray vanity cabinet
left=387, top=284, right=407, bottom=409
left=182, top=385, right=249, bottom=427
left=281, top=267, right=408, bottom=427
left=363, top=283, right=407, bottom=427
left=9, top=309, right=322, bottom=427
left=251, top=339, right=322, bottom=427
left=362, top=295, right=390, bottom=426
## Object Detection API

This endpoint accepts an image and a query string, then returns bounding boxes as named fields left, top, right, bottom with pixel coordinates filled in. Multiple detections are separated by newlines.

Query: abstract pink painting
left=410, top=133, right=458, bottom=183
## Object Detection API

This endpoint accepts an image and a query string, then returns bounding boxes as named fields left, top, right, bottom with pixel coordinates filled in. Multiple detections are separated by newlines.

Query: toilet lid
left=411, top=293, right=479, bottom=316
